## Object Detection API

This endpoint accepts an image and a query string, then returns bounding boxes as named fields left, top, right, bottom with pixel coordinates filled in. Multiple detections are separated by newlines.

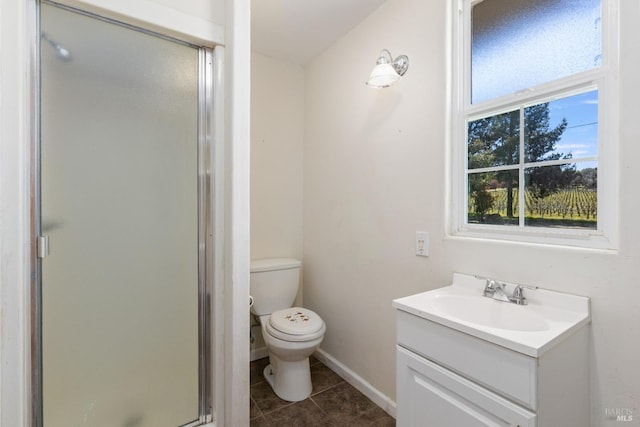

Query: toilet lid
left=268, top=307, right=324, bottom=336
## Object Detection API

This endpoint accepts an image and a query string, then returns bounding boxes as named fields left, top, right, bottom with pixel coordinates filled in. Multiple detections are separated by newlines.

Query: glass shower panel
left=40, top=4, right=200, bottom=426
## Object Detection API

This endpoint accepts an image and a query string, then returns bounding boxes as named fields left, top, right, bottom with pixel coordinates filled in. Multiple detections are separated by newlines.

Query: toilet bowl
left=259, top=307, right=326, bottom=401
left=250, top=258, right=326, bottom=402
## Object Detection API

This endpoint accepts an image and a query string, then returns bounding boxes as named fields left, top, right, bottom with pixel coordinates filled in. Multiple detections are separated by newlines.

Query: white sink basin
left=393, top=273, right=590, bottom=356
left=430, top=294, right=550, bottom=332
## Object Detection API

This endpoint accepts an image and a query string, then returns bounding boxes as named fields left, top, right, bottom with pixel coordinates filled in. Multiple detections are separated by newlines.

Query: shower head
left=42, top=33, right=72, bottom=61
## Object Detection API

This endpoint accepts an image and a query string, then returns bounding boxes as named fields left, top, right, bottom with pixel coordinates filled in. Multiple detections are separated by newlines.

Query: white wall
left=304, top=0, right=446, bottom=403
left=303, top=0, right=640, bottom=425
left=250, top=52, right=305, bottom=261
left=0, top=2, right=33, bottom=425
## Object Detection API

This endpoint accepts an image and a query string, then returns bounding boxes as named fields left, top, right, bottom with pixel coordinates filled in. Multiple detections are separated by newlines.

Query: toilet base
left=263, top=356, right=312, bottom=402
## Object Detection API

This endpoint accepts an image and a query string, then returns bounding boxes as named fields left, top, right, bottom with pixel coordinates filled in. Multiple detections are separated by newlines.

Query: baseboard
left=250, top=346, right=268, bottom=362
left=314, top=348, right=397, bottom=418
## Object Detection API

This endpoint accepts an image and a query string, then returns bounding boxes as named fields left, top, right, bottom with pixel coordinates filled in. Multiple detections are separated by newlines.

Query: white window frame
left=449, top=0, right=620, bottom=250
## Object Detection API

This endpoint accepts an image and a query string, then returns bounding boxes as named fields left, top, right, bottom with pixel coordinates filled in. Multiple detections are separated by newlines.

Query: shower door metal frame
left=29, top=2, right=215, bottom=426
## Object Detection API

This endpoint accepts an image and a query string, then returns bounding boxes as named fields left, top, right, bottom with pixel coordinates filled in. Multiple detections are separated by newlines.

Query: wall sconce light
left=366, top=49, right=409, bottom=88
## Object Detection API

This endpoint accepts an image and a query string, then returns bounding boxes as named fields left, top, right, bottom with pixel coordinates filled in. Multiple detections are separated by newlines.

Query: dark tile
left=250, top=397, right=262, bottom=420
left=250, top=415, right=272, bottom=427
left=372, top=415, right=397, bottom=427
left=264, top=399, right=333, bottom=427
left=250, top=380, right=292, bottom=414
left=310, top=363, right=344, bottom=395
left=249, top=358, right=397, bottom=427
left=311, top=382, right=381, bottom=424
left=250, top=357, right=270, bottom=385
left=350, top=407, right=396, bottom=426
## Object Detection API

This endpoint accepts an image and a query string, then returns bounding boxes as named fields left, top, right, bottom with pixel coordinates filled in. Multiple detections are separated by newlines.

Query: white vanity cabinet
left=397, top=346, right=536, bottom=427
left=393, top=274, right=591, bottom=427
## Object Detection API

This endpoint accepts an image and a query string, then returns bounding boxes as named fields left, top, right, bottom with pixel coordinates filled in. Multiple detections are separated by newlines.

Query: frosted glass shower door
left=40, top=3, right=201, bottom=427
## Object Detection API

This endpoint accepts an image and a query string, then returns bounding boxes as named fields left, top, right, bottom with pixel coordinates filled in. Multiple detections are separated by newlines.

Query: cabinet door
left=397, top=346, right=536, bottom=427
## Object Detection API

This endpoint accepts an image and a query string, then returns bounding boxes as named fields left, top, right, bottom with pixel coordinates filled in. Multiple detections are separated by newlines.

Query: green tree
left=580, top=168, right=598, bottom=189
left=467, top=110, right=519, bottom=219
left=467, top=103, right=568, bottom=221
left=523, top=103, right=570, bottom=199
left=469, top=176, right=494, bottom=222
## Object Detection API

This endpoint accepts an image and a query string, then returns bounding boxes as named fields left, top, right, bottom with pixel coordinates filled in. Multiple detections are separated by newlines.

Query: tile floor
left=250, top=356, right=396, bottom=426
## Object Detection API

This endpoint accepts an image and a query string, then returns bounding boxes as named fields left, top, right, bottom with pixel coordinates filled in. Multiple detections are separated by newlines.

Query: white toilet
left=250, top=258, right=326, bottom=402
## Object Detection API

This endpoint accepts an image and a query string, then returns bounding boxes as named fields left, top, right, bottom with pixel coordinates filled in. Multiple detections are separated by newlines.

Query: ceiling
left=251, top=0, right=388, bottom=65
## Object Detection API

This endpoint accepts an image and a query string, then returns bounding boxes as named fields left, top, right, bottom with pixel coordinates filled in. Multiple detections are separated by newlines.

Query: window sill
left=447, top=225, right=618, bottom=253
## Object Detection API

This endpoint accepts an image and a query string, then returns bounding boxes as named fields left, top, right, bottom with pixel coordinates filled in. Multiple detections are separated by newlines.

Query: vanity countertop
left=392, top=273, right=590, bottom=357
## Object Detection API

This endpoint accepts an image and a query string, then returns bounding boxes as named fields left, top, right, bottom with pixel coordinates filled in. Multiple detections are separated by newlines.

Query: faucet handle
left=483, top=279, right=498, bottom=296
left=509, top=285, right=528, bottom=305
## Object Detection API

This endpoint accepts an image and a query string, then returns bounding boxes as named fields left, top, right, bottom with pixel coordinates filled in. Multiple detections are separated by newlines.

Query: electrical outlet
left=415, top=231, right=429, bottom=257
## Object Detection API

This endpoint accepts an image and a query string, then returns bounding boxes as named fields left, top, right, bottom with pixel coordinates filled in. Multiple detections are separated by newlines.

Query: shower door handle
left=37, top=235, right=50, bottom=258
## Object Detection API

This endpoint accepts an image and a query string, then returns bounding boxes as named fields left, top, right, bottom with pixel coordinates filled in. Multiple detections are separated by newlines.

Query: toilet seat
left=266, top=307, right=325, bottom=342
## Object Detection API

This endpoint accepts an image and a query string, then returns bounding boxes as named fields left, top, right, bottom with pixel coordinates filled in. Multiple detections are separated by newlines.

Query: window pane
left=472, top=0, right=601, bottom=103
left=524, top=163, right=597, bottom=228
left=524, top=91, right=598, bottom=163
left=468, top=110, right=520, bottom=169
left=468, top=171, right=519, bottom=225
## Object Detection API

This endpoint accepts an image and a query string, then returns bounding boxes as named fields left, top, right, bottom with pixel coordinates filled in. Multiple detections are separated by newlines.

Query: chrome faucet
left=482, top=279, right=530, bottom=305
left=483, top=279, right=510, bottom=302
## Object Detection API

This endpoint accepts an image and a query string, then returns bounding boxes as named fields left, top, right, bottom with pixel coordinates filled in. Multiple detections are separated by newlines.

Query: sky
left=543, top=90, right=598, bottom=168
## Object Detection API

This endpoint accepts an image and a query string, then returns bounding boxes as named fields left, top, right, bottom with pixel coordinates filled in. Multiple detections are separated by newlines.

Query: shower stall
left=34, top=2, right=215, bottom=426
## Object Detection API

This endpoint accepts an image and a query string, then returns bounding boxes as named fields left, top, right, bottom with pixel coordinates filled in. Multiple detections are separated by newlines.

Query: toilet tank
left=250, top=258, right=301, bottom=316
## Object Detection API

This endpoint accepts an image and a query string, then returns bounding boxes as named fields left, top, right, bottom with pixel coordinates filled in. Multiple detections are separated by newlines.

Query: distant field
left=469, top=187, right=597, bottom=229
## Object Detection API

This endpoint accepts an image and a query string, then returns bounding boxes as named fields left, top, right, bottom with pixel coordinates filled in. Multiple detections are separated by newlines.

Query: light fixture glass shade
left=366, top=63, right=401, bottom=88
left=366, top=49, right=409, bottom=88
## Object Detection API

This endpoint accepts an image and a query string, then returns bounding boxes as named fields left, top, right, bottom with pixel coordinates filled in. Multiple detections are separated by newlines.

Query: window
left=452, top=0, right=618, bottom=249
